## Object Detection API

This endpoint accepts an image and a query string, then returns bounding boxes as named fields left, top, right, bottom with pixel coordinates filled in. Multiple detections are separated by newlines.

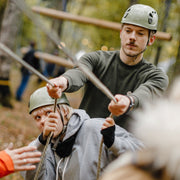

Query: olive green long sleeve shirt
left=63, top=50, right=168, bottom=128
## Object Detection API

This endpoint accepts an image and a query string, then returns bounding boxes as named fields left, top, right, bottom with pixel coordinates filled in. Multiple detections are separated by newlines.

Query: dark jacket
left=21, top=48, right=40, bottom=75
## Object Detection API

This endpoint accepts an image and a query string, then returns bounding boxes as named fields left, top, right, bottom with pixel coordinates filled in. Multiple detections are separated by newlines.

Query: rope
left=96, top=113, right=114, bottom=180
left=34, top=99, right=57, bottom=180
left=96, top=137, right=104, bottom=180
left=33, top=132, right=53, bottom=180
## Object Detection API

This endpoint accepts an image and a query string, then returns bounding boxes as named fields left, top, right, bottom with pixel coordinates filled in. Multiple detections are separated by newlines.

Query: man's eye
left=35, top=116, right=41, bottom=121
left=126, top=30, right=131, bottom=33
left=46, top=111, right=51, bottom=115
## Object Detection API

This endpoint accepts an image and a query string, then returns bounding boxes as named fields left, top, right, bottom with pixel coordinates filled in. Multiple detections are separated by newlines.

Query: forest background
left=0, top=0, right=179, bottom=179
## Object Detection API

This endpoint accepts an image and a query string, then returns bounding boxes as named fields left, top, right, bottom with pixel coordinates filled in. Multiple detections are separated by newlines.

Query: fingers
left=45, top=114, right=58, bottom=129
left=43, top=115, right=59, bottom=137
left=46, top=76, right=68, bottom=99
left=19, top=151, right=41, bottom=160
left=15, top=164, right=37, bottom=171
left=13, top=146, right=38, bottom=154
left=101, top=117, right=115, bottom=130
left=14, top=157, right=41, bottom=171
left=108, top=94, right=130, bottom=116
left=47, top=84, right=62, bottom=99
left=7, top=142, right=14, bottom=150
left=9, top=146, right=41, bottom=172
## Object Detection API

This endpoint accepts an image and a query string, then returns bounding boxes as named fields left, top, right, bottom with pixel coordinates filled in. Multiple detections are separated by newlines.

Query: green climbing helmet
left=121, top=4, right=158, bottom=31
left=29, top=86, right=70, bottom=114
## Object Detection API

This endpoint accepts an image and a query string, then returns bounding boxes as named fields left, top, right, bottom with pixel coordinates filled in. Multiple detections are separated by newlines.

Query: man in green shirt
left=46, top=4, right=168, bottom=129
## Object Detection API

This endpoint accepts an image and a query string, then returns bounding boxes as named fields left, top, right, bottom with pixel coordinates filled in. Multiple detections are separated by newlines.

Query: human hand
left=46, top=76, right=68, bottom=99
left=101, top=117, right=115, bottom=148
left=108, top=94, right=130, bottom=116
left=43, top=112, right=60, bottom=139
left=101, top=117, right=115, bottom=130
left=5, top=143, right=41, bottom=171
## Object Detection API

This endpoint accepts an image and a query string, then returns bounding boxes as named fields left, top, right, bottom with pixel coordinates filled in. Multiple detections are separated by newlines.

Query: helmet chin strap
left=126, top=35, right=150, bottom=62
left=131, top=46, right=147, bottom=62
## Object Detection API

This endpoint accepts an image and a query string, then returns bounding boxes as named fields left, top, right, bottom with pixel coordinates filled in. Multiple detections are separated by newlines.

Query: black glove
left=101, top=125, right=115, bottom=148
left=39, top=133, right=47, bottom=145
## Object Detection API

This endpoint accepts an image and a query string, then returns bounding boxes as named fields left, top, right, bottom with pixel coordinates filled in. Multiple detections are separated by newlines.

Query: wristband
left=125, top=95, right=134, bottom=114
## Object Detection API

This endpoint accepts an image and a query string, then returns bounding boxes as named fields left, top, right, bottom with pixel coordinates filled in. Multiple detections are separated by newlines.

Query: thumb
left=7, top=142, right=14, bottom=150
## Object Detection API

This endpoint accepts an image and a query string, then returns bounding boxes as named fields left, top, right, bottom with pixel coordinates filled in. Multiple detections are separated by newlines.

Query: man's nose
left=40, top=116, right=46, bottom=125
left=129, top=31, right=136, bottom=40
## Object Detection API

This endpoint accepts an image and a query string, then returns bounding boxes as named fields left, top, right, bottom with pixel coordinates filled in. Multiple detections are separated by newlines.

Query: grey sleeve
left=109, top=126, right=144, bottom=157
left=20, top=138, right=56, bottom=180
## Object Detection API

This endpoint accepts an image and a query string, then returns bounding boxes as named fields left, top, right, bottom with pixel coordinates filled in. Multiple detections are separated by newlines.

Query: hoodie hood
left=63, top=109, right=90, bottom=141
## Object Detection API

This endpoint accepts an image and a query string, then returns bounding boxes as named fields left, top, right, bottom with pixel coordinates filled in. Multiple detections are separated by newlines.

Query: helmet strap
left=52, top=105, right=67, bottom=151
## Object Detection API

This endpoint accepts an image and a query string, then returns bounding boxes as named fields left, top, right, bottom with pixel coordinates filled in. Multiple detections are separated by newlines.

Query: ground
left=0, top=64, right=82, bottom=180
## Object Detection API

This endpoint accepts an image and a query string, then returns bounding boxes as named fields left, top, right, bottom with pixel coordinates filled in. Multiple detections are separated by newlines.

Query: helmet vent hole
left=124, top=8, right=131, bottom=18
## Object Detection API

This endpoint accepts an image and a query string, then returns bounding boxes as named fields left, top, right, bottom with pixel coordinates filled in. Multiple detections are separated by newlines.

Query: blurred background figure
left=100, top=77, right=180, bottom=180
left=42, top=49, right=65, bottom=79
left=16, top=41, right=41, bottom=101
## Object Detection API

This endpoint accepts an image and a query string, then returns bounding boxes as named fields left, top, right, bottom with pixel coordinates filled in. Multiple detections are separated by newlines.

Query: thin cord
left=34, top=99, right=57, bottom=180
left=96, top=113, right=113, bottom=180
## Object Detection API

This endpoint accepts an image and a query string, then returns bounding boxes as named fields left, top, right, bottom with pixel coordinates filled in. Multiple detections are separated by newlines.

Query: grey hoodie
left=21, top=109, right=143, bottom=180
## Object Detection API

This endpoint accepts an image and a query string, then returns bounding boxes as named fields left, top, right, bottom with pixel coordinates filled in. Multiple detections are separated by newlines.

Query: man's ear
left=148, top=35, right=156, bottom=46
left=120, top=29, right=122, bottom=39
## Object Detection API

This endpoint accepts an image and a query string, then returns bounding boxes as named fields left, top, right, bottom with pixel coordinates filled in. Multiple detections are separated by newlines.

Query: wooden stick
left=15, top=0, right=116, bottom=103
left=32, top=6, right=172, bottom=41
left=35, top=52, right=74, bottom=69
left=21, top=48, right=74, bottom=69
left=0, top=43, right=54, bottom=86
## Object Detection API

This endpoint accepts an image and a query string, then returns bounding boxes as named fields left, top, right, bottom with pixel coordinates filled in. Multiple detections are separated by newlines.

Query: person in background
left=16, top=41, right=40, bottom=101
left=46, top=4, right=168, bottom=130
left=43, top=49, right=65, bottom=79
left=0, top=143, right=41, bottom=178
left=21, top=86, right=143, bottom=180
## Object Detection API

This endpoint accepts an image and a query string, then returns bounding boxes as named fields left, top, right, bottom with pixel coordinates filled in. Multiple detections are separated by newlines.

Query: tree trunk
left=154, top=0, right=172, bottom=65
left=0, top=0, right=7, bottom=28
left=0, top=0, right=21, bottom=108
left=172, top=13, right=180, bottom=81
left=129, top=0, right=138, bottom=6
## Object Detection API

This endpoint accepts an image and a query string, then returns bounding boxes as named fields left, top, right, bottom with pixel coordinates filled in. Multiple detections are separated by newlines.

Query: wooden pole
left=32, top=6, right=172, bottom=41
left=21, top=47, right=74, bottom=69
left=35, top=52, right=74, bottom=69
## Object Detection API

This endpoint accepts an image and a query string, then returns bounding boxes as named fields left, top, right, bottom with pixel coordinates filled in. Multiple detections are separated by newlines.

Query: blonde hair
left=57, top=104, right=73, bottom=121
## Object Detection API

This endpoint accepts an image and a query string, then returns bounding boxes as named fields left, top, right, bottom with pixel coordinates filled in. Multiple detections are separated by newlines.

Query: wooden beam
left=35, top=52, right=74, bottom=69
left=20, top=47, right=74, bottom=69
left=32, top=6, right=172, bottom=41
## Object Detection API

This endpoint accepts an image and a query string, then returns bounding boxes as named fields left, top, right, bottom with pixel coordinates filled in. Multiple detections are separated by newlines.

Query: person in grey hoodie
left=21, top=86, right=143, bottom=180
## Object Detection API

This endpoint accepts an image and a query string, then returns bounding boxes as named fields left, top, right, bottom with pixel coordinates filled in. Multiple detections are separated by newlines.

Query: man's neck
left=119, top=49, right=143, bottom=66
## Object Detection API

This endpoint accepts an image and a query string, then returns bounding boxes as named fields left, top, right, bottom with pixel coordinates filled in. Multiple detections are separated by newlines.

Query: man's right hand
left=46, top=76, right=68, bottom=99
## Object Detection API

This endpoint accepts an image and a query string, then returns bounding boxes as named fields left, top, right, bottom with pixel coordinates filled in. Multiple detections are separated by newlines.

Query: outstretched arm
left=5, top=143, right=41, bottom=172
left=0, top=143, right=41, bottom=178
left=101, top=117, right=144, bottom=156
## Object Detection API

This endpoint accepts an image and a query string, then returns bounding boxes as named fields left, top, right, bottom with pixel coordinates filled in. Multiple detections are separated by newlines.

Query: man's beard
left=122, top=45, right=147, bottom=58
